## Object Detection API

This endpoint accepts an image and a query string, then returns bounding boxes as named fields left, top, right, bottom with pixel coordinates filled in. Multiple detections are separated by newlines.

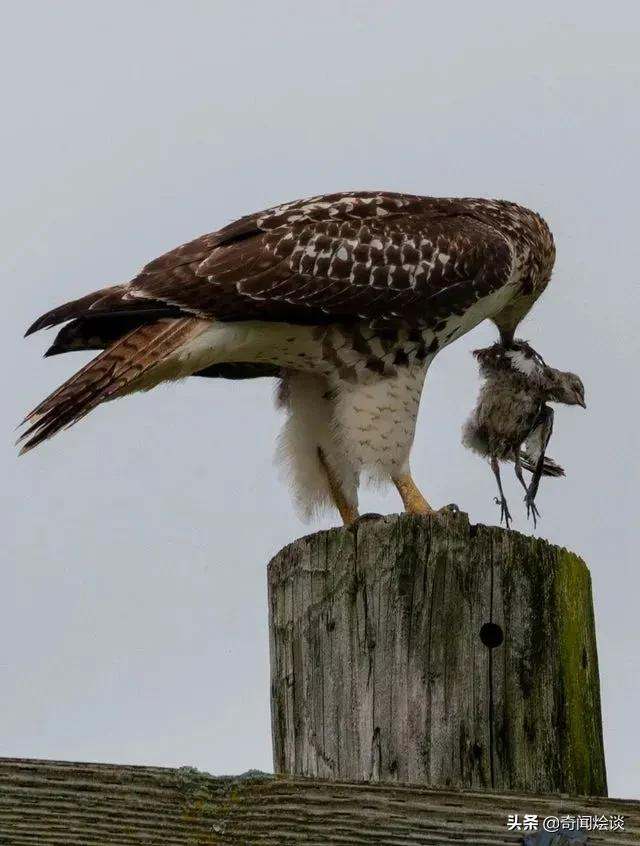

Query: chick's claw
left=494, top=495, right=512, bottom=529
left=525, top=494, right=541, bottom=528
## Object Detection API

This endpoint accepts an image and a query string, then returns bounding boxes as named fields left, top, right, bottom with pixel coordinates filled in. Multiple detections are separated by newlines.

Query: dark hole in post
left=480, top=622, right=504, bottom=648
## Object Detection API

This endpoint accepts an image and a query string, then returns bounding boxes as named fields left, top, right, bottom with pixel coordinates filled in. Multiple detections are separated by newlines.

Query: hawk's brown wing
left=27, top=192, right=514, bottom=339
left=133, top=192, right=513, bottom=326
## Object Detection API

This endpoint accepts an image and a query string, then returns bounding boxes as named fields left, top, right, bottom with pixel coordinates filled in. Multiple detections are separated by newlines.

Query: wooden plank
left=268, top=514, right=607, bottom=794
left=0, top=758, right=636, bottom=845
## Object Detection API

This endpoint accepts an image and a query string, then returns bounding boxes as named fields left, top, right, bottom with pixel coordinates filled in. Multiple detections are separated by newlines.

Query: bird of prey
left=20, top=191, right=556, bottom=525
left=461, top=340, right=586, bottom=527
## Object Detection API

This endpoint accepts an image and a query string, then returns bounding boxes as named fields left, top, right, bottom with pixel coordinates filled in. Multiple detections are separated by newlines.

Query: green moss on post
left=269, top=514, right=607, bottom=795
left=555, top=550, right=607, bottom=795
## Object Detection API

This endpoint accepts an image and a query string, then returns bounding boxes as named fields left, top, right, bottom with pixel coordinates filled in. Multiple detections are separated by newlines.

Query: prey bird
left=20, top=191, right=557, bottom=525
left=461, top=340, right=586, bottom=527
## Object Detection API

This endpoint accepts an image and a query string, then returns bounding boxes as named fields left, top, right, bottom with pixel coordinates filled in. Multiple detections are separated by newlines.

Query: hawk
left=20, top=191, right=556, bottom=525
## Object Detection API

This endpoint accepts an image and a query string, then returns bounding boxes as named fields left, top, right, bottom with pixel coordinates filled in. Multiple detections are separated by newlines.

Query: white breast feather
left=505, top=349, right=542, bottom=378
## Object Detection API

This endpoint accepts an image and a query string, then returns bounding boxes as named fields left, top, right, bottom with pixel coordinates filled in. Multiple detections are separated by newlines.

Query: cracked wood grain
left=268, top=513, right=607, bottom=795
left=0, top=759, right=636, bottom=845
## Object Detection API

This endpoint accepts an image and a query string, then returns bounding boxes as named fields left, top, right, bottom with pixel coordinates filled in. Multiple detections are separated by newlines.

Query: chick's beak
left=577, top=394, right=587, bottom=409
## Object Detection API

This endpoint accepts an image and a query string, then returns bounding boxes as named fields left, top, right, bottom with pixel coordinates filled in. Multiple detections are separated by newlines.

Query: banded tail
left=19, top=317, right=207, bottom=453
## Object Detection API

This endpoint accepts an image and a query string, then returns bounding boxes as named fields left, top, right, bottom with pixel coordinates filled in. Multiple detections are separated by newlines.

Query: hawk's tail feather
left=19, top=318, right=204, bottom=453
left=24, top=284, right=183, bottom=337
left=24, top=285, right=128, bottom=336
left=519, top=452, right=565, bottom=478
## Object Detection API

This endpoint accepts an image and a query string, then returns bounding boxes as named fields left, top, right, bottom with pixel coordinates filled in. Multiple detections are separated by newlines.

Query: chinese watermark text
left=506, top=813, right=625, bottom=832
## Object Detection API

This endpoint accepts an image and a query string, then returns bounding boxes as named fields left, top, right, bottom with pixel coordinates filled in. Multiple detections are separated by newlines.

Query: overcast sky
left=2, top=0, right=639, bottom=799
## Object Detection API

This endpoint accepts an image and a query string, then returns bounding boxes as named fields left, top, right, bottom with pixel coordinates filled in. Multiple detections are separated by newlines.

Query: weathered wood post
left=268, top=513, right=607, bottom=795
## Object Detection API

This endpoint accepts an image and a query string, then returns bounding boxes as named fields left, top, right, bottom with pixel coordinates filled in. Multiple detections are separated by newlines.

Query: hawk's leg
left=490, top=456, right=512, bottom=529
left=393, top=472, right=458, bottom=516
left=317, top=447, right=359, bottom=526
left=393, top=473, right=435, bottom=515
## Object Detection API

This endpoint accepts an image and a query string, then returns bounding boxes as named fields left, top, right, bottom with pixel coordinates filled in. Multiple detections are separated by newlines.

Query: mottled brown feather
left=19, top=319, right=202, bottom=452
left=22, top=192, right=556, bottom=452
left=27, top=192, right=554, bottom=339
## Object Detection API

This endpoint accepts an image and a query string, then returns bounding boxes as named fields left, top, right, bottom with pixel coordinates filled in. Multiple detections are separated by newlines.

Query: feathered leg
left=326, top=366, right=452, bottom=518
left=276, top=372, right=359, bottom=525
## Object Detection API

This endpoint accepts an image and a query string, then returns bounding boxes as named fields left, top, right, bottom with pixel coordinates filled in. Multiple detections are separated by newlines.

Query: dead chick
left=462, top=340, right=585, bottom=528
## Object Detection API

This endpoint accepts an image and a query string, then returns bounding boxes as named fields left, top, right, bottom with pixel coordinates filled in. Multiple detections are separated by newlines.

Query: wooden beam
left=0, top=757, right=637, bottom=845
left=268, top=513, right=606, bottom=794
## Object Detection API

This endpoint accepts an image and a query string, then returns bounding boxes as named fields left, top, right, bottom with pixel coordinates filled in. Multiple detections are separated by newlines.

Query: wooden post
left=268, top=513, right=607, bottom=795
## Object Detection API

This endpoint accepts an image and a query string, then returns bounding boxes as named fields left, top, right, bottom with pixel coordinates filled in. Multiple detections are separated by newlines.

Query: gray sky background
left=2, top=0, right=638, bottom=798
